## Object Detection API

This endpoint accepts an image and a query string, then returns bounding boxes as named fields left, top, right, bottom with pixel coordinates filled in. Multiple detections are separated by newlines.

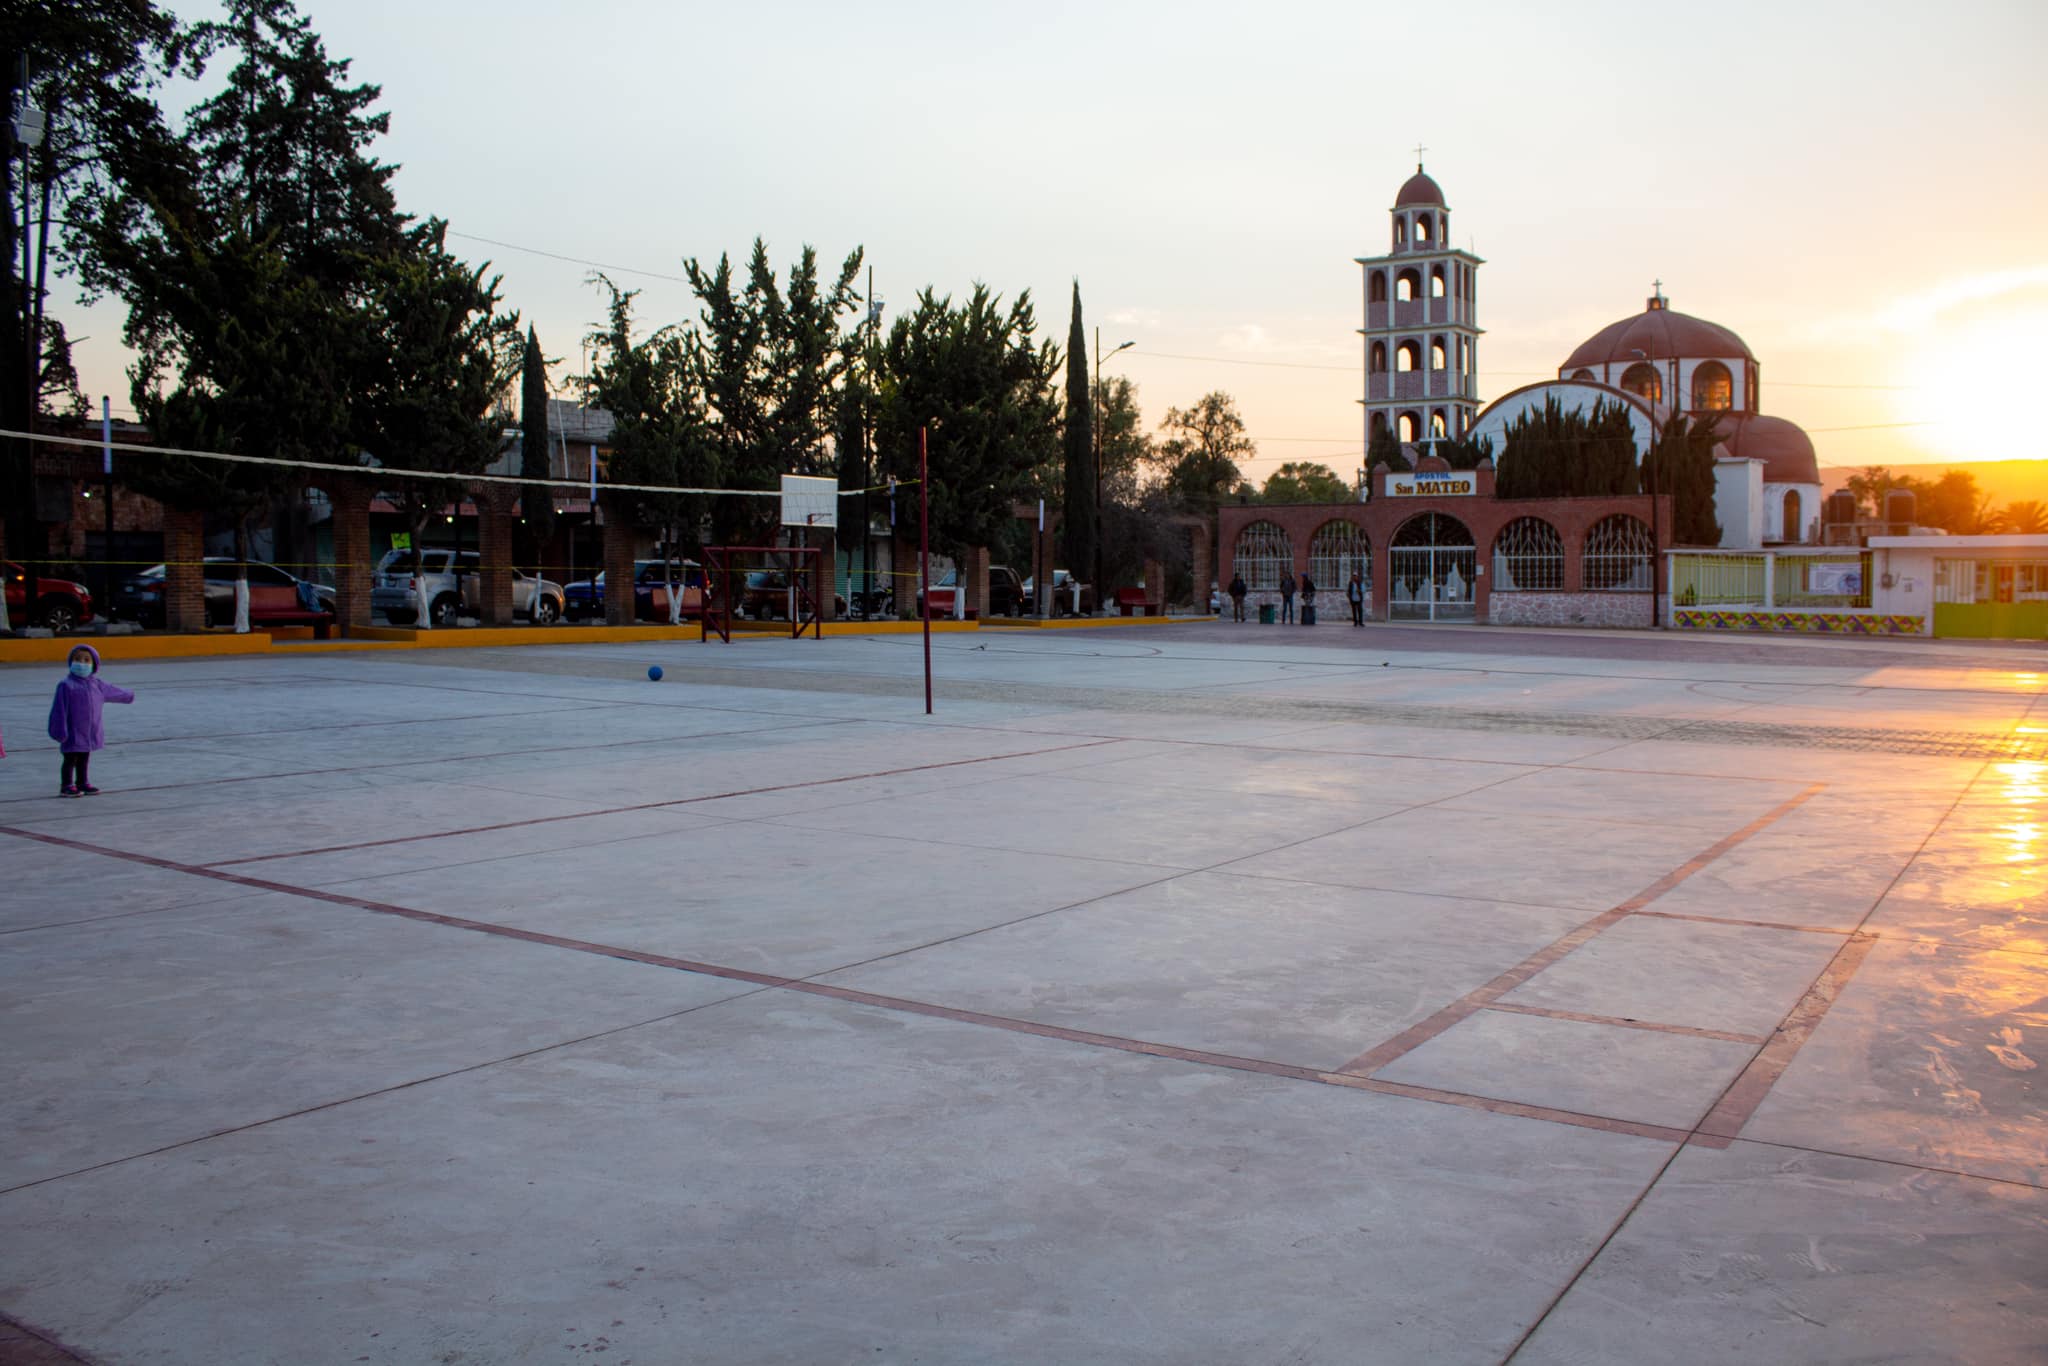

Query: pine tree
left=1062, top=283, right=1095, bottom=579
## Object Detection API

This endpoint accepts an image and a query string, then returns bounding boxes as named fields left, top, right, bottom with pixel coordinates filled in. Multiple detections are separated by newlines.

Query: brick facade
left=1217, top=461, right=1672, bottom=627
left=162, top=508, right=207, bottom=632
left=328, top=481, right=374, bottom=631
left=600, top=500, right=636, bottom=626
left=475, top=487, right=517, bottom=625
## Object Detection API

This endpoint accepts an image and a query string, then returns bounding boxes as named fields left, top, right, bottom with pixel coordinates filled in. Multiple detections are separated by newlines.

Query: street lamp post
left=1092, top=328, right=1133, bottom=607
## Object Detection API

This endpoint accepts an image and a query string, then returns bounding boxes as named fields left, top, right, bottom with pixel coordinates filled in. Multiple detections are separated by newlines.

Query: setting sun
left=1897, top=308, right=2048, bottom=462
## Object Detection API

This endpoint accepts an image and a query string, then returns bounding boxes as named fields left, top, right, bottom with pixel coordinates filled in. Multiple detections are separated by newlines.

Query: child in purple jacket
left=48, top=644, right=134, bottom=797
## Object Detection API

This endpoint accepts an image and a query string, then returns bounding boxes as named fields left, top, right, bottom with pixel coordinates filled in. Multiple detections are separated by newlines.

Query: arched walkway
left=1308, top=520, right=1371, bottom=597
left=1232, top=520, right=1293, bottom=591
left=1389, top=512, right=1475, bottom=621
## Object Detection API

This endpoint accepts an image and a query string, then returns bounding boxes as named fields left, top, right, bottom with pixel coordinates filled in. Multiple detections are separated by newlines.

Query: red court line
left=201, top=738, right=1121, bottom=867
left=1691, top=931, right=1880, bottom=1148
left=1332, top=783, right=1826, bottom=1078
left=0, top=824, right=1689, bottom=1148
left=1631, top=908, right=1853, bottom=936
left=1480, top=1002, right=1769, bottom=1046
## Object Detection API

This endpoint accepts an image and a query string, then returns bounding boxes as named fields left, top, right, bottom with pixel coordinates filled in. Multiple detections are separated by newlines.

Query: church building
left=1359, top=162, right=1823, bottom=549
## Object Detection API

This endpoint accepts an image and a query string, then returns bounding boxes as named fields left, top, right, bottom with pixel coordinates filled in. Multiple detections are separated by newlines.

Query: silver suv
left=371, top=549, right=563, bottom=627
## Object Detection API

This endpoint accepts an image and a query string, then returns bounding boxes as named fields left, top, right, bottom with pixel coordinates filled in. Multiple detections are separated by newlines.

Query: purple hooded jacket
left=48, top=644, right=134, bottom=753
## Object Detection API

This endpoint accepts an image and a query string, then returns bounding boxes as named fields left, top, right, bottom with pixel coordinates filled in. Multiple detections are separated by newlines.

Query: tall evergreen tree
left=1062, top=283, right=1094, bottom=580
left=1642, top=412, right=1723, bottom=546
left=518, top=325, right=554, bottom=561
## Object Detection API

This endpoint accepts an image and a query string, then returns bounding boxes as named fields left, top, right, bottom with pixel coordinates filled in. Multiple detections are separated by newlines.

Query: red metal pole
left=920, top=425, right=932, bottom=714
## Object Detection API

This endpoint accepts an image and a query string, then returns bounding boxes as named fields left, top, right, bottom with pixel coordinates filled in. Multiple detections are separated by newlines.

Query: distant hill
left=1819, top=460, right=2048, bottom=508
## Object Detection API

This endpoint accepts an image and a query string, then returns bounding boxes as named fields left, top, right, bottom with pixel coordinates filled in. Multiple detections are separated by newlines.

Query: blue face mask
left=69, top=660, right=92, bottom=678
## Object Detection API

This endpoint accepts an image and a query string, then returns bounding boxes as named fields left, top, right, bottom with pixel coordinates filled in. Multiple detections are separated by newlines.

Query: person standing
left=1347, top=569, right=1365, bottom=626
left=1278, top=569, right=1295, bottom=624
left=1299, top=571, right=1316, bottom=625
left=1227, top=572, right=1247, bottom=622
left=48, top=644, right=135, bottom=797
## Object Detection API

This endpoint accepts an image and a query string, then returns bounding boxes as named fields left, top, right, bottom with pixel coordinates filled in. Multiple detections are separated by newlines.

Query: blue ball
left=647, top=665, right=663, bottom=682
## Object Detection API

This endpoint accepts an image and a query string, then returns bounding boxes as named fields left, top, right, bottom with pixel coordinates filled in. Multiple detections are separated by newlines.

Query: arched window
left=1619, top=362, right=1662, bottom=404
left=1583, top=515, right=1655, bottom=590
left=1370, top=341, right=1388, bottom=374
left=1232, top=521, right=1293, bottom=592
left=1492, top=518, right=1563, bottom=591
left=1570, top=368, right=1595, bottom=381
left=1309, top=521, right=1371, bottom=594
left=1430, top=339, right=1448, bottom=371
left=1691, top=360, right=1732, bottom=411
left=1782, top=490, right=1801, bottom=543
left=1395, top=219, right=1407, bottom=246
left=1398, top=411, right=1422, bottom=443
left=1414, top=214, right=1434, bottom=244
left=1370, top=411, right=1390, bottom=439
left=1397, top=341, right=1421, bottom=373
left=1430, top=265, right=1446, bottom=298
left=1396, top=269, right=1421, bottom=302
left=1430, top=410, right=1448, bottom=438
left=1369, top=271, right=1388, bottom=304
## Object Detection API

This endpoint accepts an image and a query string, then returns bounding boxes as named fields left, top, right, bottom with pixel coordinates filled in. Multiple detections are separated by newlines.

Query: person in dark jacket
left=1347, top=569, right=1365, bottom=626
left=1299, top=572, right=1316, bottom=620
left=1227, top=573, right=1247, bottom=622
left=48, top=644, right=134, bottom=797
left=1278, top=570, right=1295, bottom=624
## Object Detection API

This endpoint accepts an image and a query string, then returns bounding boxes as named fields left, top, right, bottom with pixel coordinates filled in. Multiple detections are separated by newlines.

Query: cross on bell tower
left=1355, top=159, right=1486, bottom=460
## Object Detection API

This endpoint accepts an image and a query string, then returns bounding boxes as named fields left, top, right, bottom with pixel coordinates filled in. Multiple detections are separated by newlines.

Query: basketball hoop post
left=920, top=425, right=932, bottom=716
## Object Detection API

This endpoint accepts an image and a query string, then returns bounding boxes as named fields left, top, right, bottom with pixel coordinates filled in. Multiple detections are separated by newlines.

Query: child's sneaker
left=79, top=784, right=101, bottom=796
left=59, top=785, right=80, bottom=798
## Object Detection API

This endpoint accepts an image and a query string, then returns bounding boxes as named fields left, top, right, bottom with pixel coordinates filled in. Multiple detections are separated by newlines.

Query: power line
left=446, top=231, right=694, bottom=286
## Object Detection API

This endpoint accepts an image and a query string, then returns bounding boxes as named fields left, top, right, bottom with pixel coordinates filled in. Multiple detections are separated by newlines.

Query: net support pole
left=920, top=425, right=932, bottom=715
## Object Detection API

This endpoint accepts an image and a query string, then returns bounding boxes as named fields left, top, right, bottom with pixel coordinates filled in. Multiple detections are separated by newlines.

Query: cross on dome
left=1413, top=142, right=1427, bottom=168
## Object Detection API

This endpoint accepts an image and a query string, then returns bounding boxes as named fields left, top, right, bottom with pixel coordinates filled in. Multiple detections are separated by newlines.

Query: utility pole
left=1092, top=328, right=1133, bottom=605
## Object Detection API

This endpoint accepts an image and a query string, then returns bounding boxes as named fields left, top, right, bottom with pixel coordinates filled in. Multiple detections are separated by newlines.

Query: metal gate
left=1389, top=513, right=1476, bottom=622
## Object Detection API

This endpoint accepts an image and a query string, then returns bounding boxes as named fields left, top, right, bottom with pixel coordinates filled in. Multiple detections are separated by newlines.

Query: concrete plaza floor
left=1, top=622, right=2044, bottom=1365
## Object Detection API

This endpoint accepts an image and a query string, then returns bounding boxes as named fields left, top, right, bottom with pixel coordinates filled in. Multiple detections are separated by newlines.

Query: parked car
left=734, top=569, right=844, bottom=620
left=371, top=549, right=562, bottom=626
left=4, top=560, right=94, bottom=633
left=563, top=560, right=706, bottom=623
left=1020, top=569, right=1097, bottom=616
left=917, top=564, right=1028, bottom=618
left=114, top=558, right=335, bottom=629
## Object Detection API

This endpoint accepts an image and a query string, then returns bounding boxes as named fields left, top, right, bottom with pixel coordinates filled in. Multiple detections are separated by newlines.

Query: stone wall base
left=1489, top=592, right=1652, bottom=628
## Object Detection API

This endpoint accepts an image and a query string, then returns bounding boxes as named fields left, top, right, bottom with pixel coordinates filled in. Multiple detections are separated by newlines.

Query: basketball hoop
left=781, top=475, right=836, bottom=529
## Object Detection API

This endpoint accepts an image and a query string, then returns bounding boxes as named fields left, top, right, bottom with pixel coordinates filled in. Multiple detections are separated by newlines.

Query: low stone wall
left=1488, top=591, right=1652, bottom=628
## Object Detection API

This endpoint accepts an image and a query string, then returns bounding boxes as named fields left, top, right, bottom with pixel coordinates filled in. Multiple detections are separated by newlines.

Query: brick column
left=1190, top=526, right=1214, bottom=612
left=328, top=480, right=373, bottom=633
left=601, top=500, right=636, bottom=626
left=476, top=487, right=517, bottom=625
left=1141, top=557, right=1165, bottom=612
left=961, top=544, right=991, bottom=619
left=164, top=507, right=207, bottom=632
left=809, top=528, right=838, bottom=620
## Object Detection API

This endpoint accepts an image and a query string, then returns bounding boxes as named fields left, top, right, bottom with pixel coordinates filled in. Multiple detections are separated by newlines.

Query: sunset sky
left=62, top=0, right=2048, bottom=481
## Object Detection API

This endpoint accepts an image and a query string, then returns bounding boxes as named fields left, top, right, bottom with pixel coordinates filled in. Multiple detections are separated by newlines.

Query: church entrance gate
left=1389, top=512, right=1476, bottom=622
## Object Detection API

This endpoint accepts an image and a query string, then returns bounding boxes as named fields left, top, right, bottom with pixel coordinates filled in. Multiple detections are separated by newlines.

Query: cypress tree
left=519, top=325, right=555, bottom=561
left=1062, top=283, right=1094, bottom=579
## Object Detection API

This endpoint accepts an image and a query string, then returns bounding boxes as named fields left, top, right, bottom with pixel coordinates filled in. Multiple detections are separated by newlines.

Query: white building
left=1355, top=163, right=1484, bottom=447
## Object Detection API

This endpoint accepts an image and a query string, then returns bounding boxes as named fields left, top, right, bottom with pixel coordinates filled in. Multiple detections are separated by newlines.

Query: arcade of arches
left=1219, top=465, right=1671, bottom=628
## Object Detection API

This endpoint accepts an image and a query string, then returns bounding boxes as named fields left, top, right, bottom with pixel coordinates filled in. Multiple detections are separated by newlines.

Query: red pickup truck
left=917, top=565, right=1029, bottom=617
left=4, top=560, right=95, bottom=633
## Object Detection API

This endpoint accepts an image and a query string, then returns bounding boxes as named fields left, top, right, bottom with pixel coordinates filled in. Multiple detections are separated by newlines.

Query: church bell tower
left=1357, top=156, right=1485, bottom=458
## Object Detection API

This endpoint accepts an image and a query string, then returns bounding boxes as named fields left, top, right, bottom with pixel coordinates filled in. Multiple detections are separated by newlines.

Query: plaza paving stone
left=1, top=622, right=2042, bottom=1364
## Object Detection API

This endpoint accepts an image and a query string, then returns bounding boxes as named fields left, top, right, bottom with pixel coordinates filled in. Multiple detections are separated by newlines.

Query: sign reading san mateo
left=1384, top=471, right=1477, bottom=498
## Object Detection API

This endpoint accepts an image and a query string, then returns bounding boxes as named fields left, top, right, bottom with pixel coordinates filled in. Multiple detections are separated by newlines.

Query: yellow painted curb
left=0, top=633, right=283, bottom=664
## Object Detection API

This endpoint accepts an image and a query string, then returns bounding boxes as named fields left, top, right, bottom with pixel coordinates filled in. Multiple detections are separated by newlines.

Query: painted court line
left=200, top=738, right=1121, bottom=866
left=1689, top=932, right=1881, bottom=1148
left=0, top=824, right=1692, bottom=1148
left=1479, top=1002, right=1770, bottom=1046
left=1332, top=783, right=1826, bottom=1078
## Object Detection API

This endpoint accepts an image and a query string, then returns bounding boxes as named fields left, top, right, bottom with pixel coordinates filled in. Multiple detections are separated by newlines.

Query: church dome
left=1395, top=168, right=1444, bottom=207
left=1711, top=413, right=1818, bottom=486
left=1563, top=302, right=1754, bottom=371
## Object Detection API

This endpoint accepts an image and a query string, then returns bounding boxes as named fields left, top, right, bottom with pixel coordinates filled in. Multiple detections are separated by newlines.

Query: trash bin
left=1301, top=604, right=1317, bottom=626
left=1258, top=603, right=1275, bottom=625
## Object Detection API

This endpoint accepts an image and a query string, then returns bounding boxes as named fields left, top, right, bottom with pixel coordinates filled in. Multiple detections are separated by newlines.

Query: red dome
left=1563, top=305, right=1754, bottom=371
left=1709, top=413, right=1818, bottom=486
left=1395, top=169, right=1444, bottom=207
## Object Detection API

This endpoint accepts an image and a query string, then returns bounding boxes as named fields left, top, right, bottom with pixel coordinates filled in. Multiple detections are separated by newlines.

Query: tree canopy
left=1493, top=396, right=1640, bottom=499
left=1261, top=461, right=1351, bottom=504
left=1157, top=391, right=1256, bottom=513
left=1061, top=284, right=1095, bottom=579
